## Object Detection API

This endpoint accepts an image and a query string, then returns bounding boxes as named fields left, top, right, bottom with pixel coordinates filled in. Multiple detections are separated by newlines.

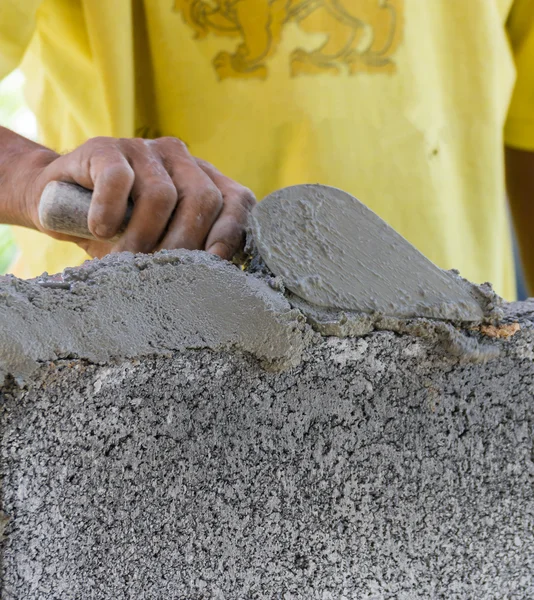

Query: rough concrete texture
left=1, top=275, right=533, bottom=598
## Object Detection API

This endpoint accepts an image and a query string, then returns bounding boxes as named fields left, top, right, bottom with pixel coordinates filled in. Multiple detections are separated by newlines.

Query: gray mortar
left=0, top=249, right=505, bottom=388
left=1, top=301, right=533, bottom=599
left=0, top=250, right=312, bottom=385
left=249, top=185, right=498, bottom=322
left=244, top=247, right=504, bottom=364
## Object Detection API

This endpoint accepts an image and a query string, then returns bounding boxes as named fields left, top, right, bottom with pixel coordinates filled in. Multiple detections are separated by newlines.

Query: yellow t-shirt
left=1, top=0, right=534, bottom=299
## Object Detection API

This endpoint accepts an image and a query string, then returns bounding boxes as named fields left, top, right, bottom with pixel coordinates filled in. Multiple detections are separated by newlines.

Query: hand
left=25, top=136, right=256, bottom=260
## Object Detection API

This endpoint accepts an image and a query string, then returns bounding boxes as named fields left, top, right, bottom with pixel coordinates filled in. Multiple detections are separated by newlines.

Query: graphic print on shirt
left=173, top=0, right=404, bottom=79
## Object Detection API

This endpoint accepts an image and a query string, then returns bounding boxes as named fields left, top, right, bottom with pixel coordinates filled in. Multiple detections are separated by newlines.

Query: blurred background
left=0, top=71, right=528, bottom=298
left=0, top=69, right=37, bottom=275
left=515, top=238, right=528, bottom=300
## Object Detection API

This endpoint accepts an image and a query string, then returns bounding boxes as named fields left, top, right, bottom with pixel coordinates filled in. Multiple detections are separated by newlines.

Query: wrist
left=8, top=146, right=58, bottom=230
left=19, top=147, right=60, bottom=230
left=0, top=127, right=58, bottom=229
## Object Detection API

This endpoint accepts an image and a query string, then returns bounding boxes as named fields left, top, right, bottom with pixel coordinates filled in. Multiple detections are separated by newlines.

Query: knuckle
left=226, top=197, right=253, bottom=224
left=238, top=186, right=257, bottom=209
left=222, top=183, right=256, bottom=210
left=121, top=137, right=149, bottom=151
left=85, top=136, right=114, bottom=149
left=195, top=157, right=211, bottom=170
left=84, top=137, right=119, bottom=164
left=155, top=136, right=187, bottom=153
left=147, top=181, right=178, bottom=209
left=199, top=186, right=223, bottom=211
left=102, top=162, right=135, bottom=187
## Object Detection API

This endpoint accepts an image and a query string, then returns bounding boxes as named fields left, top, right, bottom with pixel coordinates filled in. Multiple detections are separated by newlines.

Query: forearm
left=505, top=146, right=534, bottom=296
left=0, top=126, right=57, bottom=228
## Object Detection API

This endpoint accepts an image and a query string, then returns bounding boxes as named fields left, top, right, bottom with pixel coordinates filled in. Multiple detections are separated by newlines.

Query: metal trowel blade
left=248, top=184, right=484, bottom=322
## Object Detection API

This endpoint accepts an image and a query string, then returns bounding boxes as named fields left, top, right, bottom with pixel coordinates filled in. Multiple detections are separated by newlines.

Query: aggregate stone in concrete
left=1, top=303, right=534, bottom=599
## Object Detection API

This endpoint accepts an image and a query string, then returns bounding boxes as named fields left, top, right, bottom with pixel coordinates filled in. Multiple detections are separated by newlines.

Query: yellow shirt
left=1, top=0, right=534, bottom=299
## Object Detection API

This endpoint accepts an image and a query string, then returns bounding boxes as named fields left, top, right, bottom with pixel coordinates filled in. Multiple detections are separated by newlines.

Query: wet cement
left=0, top=248, right=510, bottom=386
left=0, top=251, right=312, bottom=385
left=1, top=180, right=531, bottom=597
left=249, top=185, right=493, bottom=322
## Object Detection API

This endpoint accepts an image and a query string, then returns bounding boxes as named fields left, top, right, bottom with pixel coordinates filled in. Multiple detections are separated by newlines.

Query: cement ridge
left=249, top=184, right=503, bottom=322
left=0, top=250, right=530, bottom=386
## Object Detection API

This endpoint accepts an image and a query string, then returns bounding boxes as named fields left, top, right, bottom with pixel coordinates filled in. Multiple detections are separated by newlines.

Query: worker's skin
left=505, top=147, right=534, bottom=295
left=0, top=126, right=256, bottom=261
left=0, top=125, right=532, bottom=296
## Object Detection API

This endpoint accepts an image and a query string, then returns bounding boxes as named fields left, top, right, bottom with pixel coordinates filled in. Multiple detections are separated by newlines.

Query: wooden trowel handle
left=39, top=181, right=132, bottom=242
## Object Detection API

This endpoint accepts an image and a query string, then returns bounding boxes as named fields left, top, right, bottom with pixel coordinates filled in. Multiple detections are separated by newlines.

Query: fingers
left=42, top=137, right=134, bottom=242
left=196, top=159, right=256, bottom=260
left=87, top=150, right=134, bottom=240
left=38, top=135, right=255, bottom=260
left=113, top=139, right=177, bottom=253
left=153, top=138, right=224, bottom=251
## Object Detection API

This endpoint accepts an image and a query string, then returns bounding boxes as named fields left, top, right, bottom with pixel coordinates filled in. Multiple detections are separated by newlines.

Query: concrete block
left=1, top=252, right=533, bottom=599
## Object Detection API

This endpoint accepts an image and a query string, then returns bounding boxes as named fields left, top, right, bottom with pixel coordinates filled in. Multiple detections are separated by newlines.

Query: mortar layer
left=0, top=250, right=311, bottom=384
left=1, top=249, right=507, bottom=386
left=249, top=185, right=500, bottom=322
left=1, top=303, right=533, bottom=599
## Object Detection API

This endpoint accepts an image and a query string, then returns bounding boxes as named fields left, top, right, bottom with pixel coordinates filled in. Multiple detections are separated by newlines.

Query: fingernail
left=95, top=224, right=112, bottom=238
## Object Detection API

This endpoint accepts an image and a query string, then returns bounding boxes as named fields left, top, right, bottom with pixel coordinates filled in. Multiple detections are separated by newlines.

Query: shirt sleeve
left=0, top=1, right=43, bottom=78
left=505, top=0, right=534, bottom=150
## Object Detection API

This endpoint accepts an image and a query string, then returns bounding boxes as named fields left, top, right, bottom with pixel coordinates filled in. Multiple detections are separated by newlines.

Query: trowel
left=39, top=181, right=485, bottom=322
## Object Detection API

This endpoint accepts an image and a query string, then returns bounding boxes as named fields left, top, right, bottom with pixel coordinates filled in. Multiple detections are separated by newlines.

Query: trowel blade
left=249, top=184, right=484, bottom=322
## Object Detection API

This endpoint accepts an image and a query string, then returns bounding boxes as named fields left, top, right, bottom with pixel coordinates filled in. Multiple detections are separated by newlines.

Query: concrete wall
left=1, top=252, right=533, bottom=599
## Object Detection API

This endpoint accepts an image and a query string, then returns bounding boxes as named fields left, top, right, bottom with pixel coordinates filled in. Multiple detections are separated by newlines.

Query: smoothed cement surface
left=1, top=304, right=533, bottom=599
left=0, top=251, right=311, bottom=384
left=0, top=249, right=507, bottom=387
left=250, top=185, right=496, bottom=322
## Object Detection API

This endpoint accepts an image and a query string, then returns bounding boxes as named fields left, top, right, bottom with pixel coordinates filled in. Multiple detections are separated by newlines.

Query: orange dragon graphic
left=173, top=0, right=404, bottom=79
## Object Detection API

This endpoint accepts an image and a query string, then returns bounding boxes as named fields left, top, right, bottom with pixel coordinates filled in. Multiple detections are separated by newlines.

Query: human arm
left=505, top=0, right=534, bottom=296
left=505, top=147, right=534, bottom=295
left=0, top=126, right=256, bottom=260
